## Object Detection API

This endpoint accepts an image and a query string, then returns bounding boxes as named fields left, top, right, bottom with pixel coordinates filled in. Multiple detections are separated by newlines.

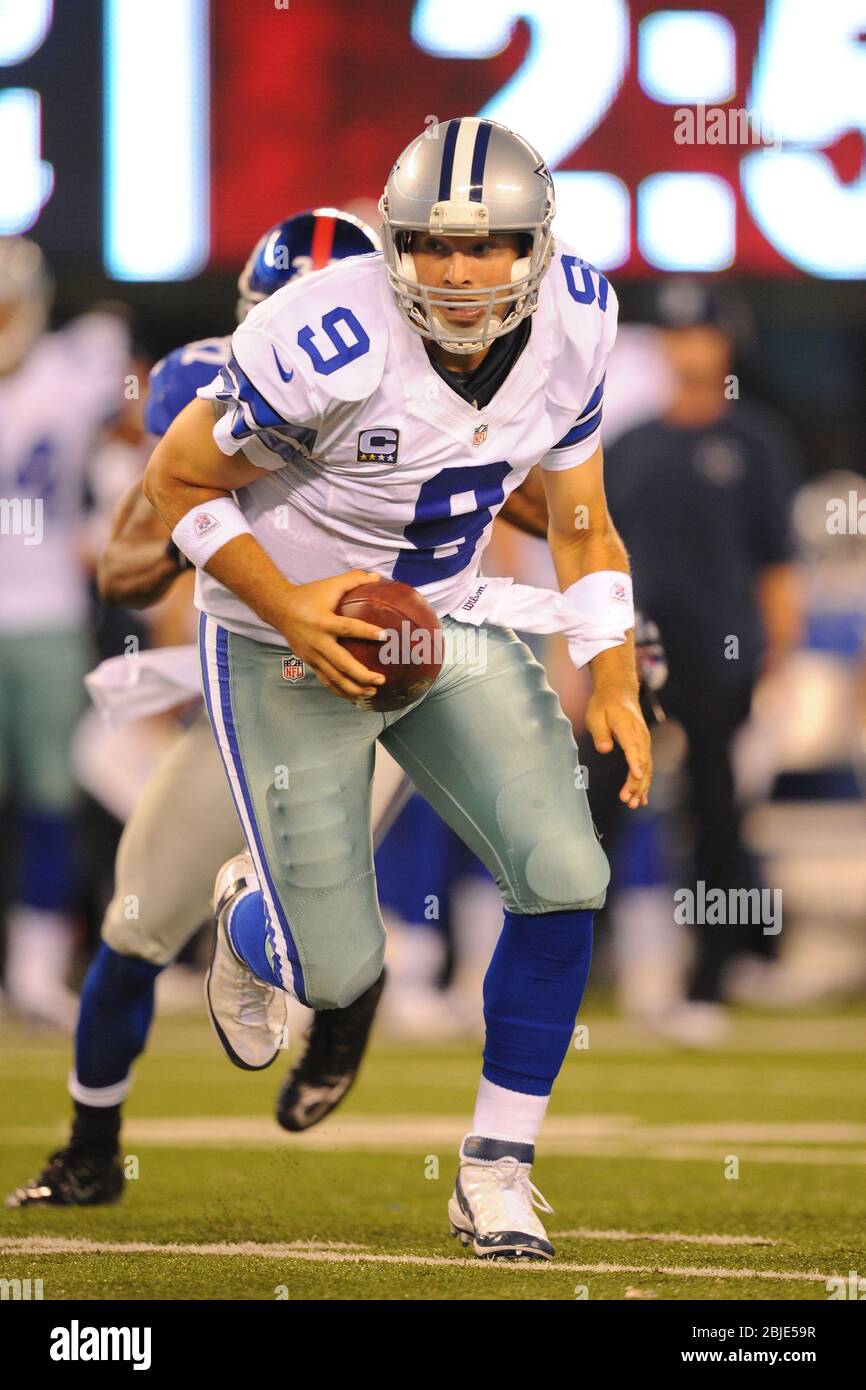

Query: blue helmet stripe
left=438, top=119, right=461, bottom=201
left=468, top=121, right=492, bottom=203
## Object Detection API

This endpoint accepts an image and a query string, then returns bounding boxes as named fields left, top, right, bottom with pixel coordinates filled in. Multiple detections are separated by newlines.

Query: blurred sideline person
left=7, top=209, right=556, bottom=1209
left=0, top=237, right=129, bottom=1028
left=728, top=470, right=866, bottom=1007
left=598, top=277, right=803, bottom=1046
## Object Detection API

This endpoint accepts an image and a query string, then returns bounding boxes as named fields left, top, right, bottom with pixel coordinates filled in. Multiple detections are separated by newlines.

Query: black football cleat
left=276, top=968, right=386, bottom=1132
left=5, top=1147, right=124, bottom=1209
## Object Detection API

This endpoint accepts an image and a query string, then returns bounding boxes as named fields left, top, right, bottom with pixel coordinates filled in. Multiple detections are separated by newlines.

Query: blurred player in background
left=0, top=237, right=128, bottom=1029
left=599, top=277, right=804, bottom=1045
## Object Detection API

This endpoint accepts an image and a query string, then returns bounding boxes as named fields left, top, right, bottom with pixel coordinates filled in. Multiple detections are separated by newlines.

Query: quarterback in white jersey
left=195, top=231, right=615, bottom=641
left=145, top=119, right=652, bottom=1262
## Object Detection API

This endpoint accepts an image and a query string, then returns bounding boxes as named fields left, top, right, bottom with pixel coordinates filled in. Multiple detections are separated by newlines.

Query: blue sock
left=227, top=890, right=284, bottom=989
left=482, top=909, right=594, bottom=1096
left=19, top=808, right=77, bottom=911
left=75, top=944, right=163, bottom=1091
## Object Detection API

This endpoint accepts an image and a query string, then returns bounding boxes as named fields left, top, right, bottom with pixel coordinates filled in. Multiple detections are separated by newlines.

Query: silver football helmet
left=0, top=236, right=52, bottom=374
left=379, top=118, right=555, bottom=354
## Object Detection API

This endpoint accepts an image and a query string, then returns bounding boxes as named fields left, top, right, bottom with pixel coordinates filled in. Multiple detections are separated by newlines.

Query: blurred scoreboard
left=2, top=0, right=865, bottom=280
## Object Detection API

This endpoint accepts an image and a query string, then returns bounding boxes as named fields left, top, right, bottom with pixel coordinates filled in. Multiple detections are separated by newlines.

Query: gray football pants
left=199, top=613, right=610, bottom=1010
left=101, top=707, right=411, bottom=965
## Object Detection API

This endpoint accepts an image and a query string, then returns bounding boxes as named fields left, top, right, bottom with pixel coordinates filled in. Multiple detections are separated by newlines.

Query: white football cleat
left=206, top=854, right=288, bottom=1071
left=448, top=1134, right=555, bottom=1261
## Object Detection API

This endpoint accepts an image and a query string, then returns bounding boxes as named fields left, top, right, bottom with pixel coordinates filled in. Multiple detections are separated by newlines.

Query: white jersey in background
left=196, top=245, right=617, bottom=646
left=0, top=313, right=129, bottom=633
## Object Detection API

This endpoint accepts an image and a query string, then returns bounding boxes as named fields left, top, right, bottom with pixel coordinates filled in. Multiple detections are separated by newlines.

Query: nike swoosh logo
left=272, top=347, right=294, bottom=381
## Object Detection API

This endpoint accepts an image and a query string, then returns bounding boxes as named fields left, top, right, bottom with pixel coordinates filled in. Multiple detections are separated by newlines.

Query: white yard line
left=0, top=1237, right=366, bottom=1256
left=0, top=1236, right=835, bottom=1284
left=550, top=1230, right=777, bottom=1246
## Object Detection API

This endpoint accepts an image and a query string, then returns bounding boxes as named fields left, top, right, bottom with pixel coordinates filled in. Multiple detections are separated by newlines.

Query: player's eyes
left=420, top=240, right=497, bottom=255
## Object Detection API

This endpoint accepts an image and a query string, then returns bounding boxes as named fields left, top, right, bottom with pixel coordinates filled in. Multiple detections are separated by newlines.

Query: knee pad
left=494, top=767, right=611, bottom=913
left=101, top=896, right=180, bottom=967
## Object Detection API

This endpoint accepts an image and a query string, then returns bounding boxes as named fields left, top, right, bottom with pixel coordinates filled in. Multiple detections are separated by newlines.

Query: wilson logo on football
left=193, top=512, right=219, bottom=536
left=282, top=656, right=305, bottom=683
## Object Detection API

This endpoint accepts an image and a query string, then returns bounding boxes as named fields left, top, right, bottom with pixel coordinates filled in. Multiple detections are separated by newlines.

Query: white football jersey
left=196, top=245, right=617, bottom=645
left=0, top=313, right=129, bottom=633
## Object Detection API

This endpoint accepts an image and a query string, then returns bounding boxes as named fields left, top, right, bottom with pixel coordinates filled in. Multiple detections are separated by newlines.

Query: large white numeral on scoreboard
left=742, top=0, right=866, bottom=278
left=0, top=0, right=54, bottom=233
left=412, top=0, right=630, bottom=269
left=103, top=0, right=210, bottom=280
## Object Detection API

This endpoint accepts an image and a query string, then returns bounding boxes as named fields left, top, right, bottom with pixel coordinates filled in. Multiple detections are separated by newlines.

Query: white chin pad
left=443, top=314, right=503, bottom=343
left=510, top=255, right=531, bottom=283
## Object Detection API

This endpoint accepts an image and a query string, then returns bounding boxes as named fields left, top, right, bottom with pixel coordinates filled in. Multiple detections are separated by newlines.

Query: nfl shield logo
left=472, top=423, right=488, bottom=447
left=282, top=656, right=305, bottom=683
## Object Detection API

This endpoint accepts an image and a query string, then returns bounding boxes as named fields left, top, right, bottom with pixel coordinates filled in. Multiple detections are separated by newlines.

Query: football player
left=144, top=120, right=653, bottom=1261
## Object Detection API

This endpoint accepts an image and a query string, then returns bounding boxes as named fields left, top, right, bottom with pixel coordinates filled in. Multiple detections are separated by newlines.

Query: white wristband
left=563, top=570, right=635, bottom=641
left=171, top=496, right=253, bottom=570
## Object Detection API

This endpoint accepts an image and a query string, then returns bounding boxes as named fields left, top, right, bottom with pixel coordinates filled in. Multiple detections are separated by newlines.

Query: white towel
left=447, top=571, right=633, bottom=670
left=84, top=573, right=633, bottom=723
left=84, top=645, right=202, bottom=725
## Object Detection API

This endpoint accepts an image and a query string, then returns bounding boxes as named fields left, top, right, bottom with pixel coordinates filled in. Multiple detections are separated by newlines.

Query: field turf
left=1, top=1004, right=864, bottom=1301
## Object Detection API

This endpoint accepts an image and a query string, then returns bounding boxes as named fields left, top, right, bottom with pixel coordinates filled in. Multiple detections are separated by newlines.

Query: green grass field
left=2, top=1003, right=865, bottom=1301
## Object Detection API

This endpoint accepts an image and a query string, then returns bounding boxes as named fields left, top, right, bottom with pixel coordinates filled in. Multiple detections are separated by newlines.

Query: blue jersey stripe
left=550, top=375, right=607, bottom=450
left=469, top=120, right=492, bottom=203
left=220, top=355, right=289, bottom=439
left=438, top=119, right=461, bottom=201
left=579, top=374, right=605, bottom=419
left=552, top=411, right=603, bottom=450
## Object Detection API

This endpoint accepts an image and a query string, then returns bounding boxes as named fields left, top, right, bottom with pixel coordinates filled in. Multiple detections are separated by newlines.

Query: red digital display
left=209, top=0, right=866, bottom=279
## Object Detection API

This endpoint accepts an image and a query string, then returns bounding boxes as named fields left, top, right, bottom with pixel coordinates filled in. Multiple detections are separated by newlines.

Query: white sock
left=471, top=1075, right=550, bottom=1147
left=4, top=904, right=75, bottom=995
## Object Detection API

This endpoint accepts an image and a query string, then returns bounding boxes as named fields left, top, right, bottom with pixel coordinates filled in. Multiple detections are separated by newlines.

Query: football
left=336, top=578, right=444, bottom=711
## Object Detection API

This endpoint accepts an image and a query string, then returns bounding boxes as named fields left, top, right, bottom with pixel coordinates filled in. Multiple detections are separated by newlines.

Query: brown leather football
left=336, top=579, right=444, bottom=711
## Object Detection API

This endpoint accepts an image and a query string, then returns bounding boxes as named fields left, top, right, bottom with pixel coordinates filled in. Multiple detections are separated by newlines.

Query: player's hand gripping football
left=585, top=687, right=653, bottom=810
left=276, top=570, right=388, bottom=701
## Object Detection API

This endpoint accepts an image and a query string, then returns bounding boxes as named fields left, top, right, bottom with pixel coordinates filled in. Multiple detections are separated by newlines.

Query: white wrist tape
left=171, top=496, right=253, bottom=570
left=563, top=570, right=635, bottom=645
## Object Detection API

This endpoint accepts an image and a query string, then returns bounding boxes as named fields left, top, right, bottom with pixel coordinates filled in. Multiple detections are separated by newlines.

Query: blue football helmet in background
left=236, top=208, right=380, bottom=321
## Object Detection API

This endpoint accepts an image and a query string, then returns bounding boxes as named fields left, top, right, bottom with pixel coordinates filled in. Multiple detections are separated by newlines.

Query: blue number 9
left=297, top=307, right=370, bottom=376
